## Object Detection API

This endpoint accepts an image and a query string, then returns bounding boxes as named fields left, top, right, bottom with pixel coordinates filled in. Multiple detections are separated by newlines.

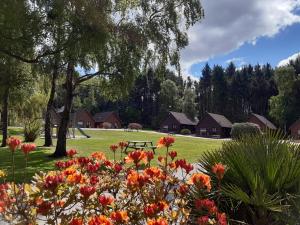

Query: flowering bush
left=0, top=136, right=227, bottom=225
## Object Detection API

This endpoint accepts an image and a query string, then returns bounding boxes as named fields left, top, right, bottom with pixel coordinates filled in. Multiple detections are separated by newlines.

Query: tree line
left=70, top=57, right=300, bottom=132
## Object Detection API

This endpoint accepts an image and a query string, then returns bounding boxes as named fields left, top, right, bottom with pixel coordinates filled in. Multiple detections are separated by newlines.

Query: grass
left=0, top=128, right=223, bottom=183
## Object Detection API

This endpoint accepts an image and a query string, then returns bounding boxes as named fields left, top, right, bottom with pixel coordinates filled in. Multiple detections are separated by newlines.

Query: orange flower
left=212, top=163, right=226, bottom=180
left=110, top=211, right=129, bottom=223
left=157, top=137, right=175, bottom=148
left=67, top=149, right=78, bottom=158
left=124, top=150, right=147, bottom=165
left=69, top=217, right=83, bottom=225
left=144, top=167, right=165, bottom=181
left=88, top=215, right=112, bottom=225
left=126, top=170, right=149, bottom=188
left=7, top=137, right=21, bottom=151
left=188, top=173, right=211, bottom=192
left=147, top=217, right=168, bottom=225
left=144, top=201, right=168, bottom=217
left=21, top=143, right=36, bottom=155
left=66, top=172, right=85, bottom=184
left=98, top=194, right=114, bottom=207
left=91, top=152, right=107, bottom=161
left=0, top=201, right=6, bottom=213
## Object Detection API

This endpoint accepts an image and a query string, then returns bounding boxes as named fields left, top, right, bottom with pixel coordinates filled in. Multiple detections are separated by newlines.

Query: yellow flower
left=0, top=170, right=6, bottom=178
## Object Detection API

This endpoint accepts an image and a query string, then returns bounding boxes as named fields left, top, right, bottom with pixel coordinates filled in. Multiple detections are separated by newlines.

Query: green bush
left=230, top=122, right=261, bottom=139
left=180, top=128, right=191, bottom=135
left=197, top=131, right=300, bottom=225
left=24, top=120, right=41, bottom=142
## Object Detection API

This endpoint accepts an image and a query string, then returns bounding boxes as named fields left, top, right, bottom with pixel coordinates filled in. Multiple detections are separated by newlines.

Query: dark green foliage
left=231, top=122, right=261, bottom=140
left=197, top=131, right=300, bottom=225
left=180, top=128, right=191, bottom=135
left=24, top=120, right=41, bottom=142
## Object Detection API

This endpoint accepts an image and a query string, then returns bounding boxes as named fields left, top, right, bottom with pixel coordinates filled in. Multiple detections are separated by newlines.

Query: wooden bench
left=124, top=141, right=157, bottom=154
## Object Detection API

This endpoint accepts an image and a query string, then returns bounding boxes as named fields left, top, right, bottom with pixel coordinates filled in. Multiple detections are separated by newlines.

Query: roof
left=290, top=118, right=300, bottom=130
left=251, top=113, right=277, bottom=130
left=169, top=111, right=198, bottom=126
left=207, top=113, right=232, bottom=128
left=71, top=109, right=95, bottom=122
left=93, top=111, right=119, bottom=123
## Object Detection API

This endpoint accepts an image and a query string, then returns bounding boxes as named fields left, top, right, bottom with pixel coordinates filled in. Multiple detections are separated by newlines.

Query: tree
left=211, top=65, right=227, bottom=114
left=1, top=0, right=204, bottom=157
left=182, top=88, right=197, bottom=120
left=0, top=57, right=32, bottom=146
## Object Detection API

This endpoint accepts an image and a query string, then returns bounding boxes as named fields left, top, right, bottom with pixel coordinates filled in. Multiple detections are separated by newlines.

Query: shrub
left=180, top=128, right=191, bottom=135
left=24, top=120, right=41, bottom=142
left=0, top=136, right=228, bottom=225
left=128, top=123, right=143, bottom=130
left=197, top=131, right=300, bottom=225
left=102, top=122, right=112, bottom=129
left=230, top=122, right=261, bottom=139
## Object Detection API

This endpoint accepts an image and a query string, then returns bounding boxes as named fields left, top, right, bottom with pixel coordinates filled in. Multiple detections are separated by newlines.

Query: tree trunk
left=1, top=87, right=9, bottom=147
left=51, top=62, right=74, bottom=157
left=44, top=60, right=59, bottom=147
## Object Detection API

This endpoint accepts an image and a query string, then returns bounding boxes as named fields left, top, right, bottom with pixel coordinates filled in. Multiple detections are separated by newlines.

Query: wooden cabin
left=290, top=119, right=300, bottom=140
left=248, top=113, right=276, bottom=131
left=196, top=112, right=232, bottom=138
left=93, top=111, right=122, bottom=128
left=71, top=110, right=95, bottom=128
left=160, top=111, right=198, bottom=133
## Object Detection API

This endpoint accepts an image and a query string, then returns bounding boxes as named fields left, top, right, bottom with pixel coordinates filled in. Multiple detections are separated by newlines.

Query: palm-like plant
left=197, top=131, right=300, bottom=225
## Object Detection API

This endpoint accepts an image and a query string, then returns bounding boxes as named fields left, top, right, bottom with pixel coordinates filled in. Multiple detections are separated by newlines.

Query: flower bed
left=0, top=137, right=227, bottom=225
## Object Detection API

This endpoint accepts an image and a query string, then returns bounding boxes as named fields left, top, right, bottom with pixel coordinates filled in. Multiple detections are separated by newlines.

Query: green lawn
left=0, top=128, right=223, bottom=183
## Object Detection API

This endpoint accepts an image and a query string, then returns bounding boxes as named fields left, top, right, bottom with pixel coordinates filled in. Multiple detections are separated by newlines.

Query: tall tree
left=211, top=65, right=227, bottom=114
left=182, top=88, right=197, bottom=120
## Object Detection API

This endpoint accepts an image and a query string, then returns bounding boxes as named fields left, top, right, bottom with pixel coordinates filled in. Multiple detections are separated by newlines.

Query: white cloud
left=277, top=52, right=300, bottom=67
left=181, top=0, right=300, bottom=76
left=226, top=57, right=246, bottom=66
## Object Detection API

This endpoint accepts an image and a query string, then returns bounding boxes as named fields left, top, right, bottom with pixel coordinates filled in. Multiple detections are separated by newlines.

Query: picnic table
left=124, top=140, right=157, bottom=154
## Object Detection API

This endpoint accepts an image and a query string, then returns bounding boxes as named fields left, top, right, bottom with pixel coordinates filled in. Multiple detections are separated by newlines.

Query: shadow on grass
left=0, top=146, right=65, bottom=183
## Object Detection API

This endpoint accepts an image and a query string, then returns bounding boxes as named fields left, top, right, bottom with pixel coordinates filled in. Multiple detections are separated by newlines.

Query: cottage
left=247, top=113, right=276, bottom=131
left=93, top=111, right=122, bottom=128
left=196, top=113, right=232, bottom=138
left=160, top=111, right=198, bottom=133
left=71, top=110, right=95, bottom=128
left=290, top=119, right=300, bottom=140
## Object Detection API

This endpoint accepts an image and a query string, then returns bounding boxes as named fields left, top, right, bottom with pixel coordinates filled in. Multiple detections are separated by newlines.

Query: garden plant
left=0, top=136, right=227, bottom=225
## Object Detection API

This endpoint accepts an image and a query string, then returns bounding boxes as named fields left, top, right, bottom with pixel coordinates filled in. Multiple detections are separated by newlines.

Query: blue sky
left=180, top=0, right=300, bottom=79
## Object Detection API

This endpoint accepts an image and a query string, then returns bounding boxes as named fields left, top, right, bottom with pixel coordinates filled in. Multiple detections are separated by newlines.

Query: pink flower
left=21, top=143, right=36, bottom=155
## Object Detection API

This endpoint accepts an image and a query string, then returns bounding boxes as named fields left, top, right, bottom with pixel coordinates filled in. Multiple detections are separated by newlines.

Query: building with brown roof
left=160, top=111, right=198, bottom=133
left=93, top=111, right=122, bottom=128
left=248, top=113, right=276, bottom=131
left=290, top=119, right=300, bottom=140
left=71, top=109, right=95, bottom=128
left=196, top=112, right=232, bottom=138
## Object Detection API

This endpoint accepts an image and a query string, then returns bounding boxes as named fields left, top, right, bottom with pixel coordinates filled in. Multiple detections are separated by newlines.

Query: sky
left=180, top=0, right=300, bottom=79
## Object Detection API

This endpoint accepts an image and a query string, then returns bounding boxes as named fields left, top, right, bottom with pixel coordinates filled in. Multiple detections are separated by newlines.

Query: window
left=78, top=121, right=83, bottom=126
left=172, top=124, right=177, bottom=129
left=199, top=128, right=207, bottom=136
left=87, top=121, right=91, bottom=128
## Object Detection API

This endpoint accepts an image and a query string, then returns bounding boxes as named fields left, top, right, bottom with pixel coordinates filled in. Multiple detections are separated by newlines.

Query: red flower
left=67, top=149, right=78, bottom=158
left=212, top=163, right=226, bottom=180
left=126, top=170, right=149, bottom=188
left=178, top=184, right=189, bottom=195
left=110, top=144, right=118, bottom=152
left=125, top=150, right=147, bottom=165
left=80, top=186, right=96, bottom=198
left=86, top=162, right=100, bottom=173
left=144, top=201, right=168, bottom=217
left=44, top=174, right=64, bottom=190
left=145, top=151, right=154, bottom=161
left=69, top=217, right=83, bottom=225
left=119, top=141, right=128, bottom=150
left=188, top=173, right=211, bottom=192
left=7, top=137, right=21, bottom=151
left=98, top=195, right=114, bottom=207
left=157, top=136, right=175, bottom=148
left=183, top=163, right=194, bottom=174
left=114, top=164, right=123, bottom=173
left=168, top=151, right=177, bottom=160
left=90, top=175, right=99, bottom=185
left=21, top=143, right=36, bottom=155
left=88, top=215, right=112, bottom=225
left=197, top=216, right=209, bottom=225
left=110, top=210, right=129, bottom=223
left=77, top=157, right=91, bottom=166
left=217, top=213, right=227, bottom=225
left=195, top=199, right=218, bottom=215
left=36, top=200, right=52, bottom=215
